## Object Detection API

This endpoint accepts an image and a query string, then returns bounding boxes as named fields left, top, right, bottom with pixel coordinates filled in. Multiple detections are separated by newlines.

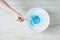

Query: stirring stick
left=24, top=19, right=29, bottom=20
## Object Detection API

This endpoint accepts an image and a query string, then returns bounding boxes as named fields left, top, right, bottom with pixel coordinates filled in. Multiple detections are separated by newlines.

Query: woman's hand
left=16, top=13, right=24, bottom=22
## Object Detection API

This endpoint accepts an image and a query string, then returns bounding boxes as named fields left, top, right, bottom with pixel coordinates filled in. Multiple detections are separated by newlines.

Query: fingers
left=16, top=17, right=24, bottom=22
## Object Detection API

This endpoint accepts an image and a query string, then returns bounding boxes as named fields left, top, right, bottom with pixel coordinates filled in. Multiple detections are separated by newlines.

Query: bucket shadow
left=41, top=8, right=60, bottom=34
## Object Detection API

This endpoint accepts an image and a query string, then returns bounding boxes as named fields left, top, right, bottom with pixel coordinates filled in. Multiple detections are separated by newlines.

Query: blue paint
left=29, top=14, right=40, bottom=26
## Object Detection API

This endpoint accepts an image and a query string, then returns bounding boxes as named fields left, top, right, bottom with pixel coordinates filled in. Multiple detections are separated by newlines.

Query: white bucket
left=25, top=8, right=50, bottom=32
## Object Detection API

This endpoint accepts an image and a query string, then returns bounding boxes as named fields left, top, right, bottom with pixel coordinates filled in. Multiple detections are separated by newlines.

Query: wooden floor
left=0, top=0, right=60, bottom=40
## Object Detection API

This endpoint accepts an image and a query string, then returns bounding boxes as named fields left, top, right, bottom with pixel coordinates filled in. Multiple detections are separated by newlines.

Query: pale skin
left=0, top=0, right=24, bottom=22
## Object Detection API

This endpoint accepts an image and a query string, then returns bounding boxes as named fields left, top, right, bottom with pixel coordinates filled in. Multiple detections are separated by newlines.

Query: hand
left=16, top=14, right=24, bottom=22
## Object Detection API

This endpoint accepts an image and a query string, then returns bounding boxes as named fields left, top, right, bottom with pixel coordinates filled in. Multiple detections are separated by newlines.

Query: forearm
left=0, top=0, right=22, bottom=17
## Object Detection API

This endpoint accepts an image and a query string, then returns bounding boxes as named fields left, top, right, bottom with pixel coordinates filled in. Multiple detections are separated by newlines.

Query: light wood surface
left=0, top=0, right=60, bottom=40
